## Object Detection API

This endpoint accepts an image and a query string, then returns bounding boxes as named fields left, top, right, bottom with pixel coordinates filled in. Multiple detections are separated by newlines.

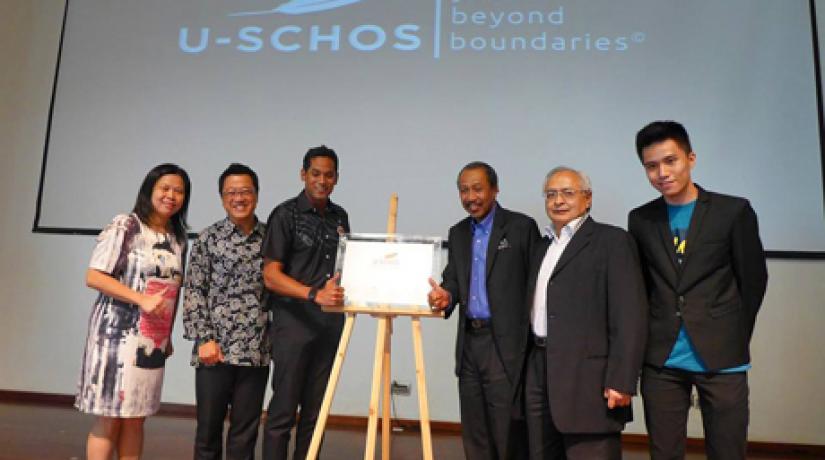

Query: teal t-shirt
left=664, top=200, right=750, bottom=373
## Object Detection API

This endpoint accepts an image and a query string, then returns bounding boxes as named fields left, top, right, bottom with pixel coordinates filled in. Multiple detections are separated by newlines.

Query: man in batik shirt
left=183, top=163, right=270, bottom=460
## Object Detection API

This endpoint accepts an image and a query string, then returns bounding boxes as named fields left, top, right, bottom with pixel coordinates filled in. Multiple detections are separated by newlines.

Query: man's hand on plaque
left=427, top=278, right=450, bottom=310
left=316, top=273, right=345, bottom=306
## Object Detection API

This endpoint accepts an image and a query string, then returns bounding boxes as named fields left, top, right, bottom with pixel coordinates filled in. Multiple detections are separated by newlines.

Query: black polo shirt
left=263, top=190, right=350, bottom=296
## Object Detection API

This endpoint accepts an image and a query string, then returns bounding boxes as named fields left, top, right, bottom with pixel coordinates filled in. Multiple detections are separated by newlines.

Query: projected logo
left=446, top=3, right=645, bottom=53
left=230, top=0, right=363, bottom=17
left=178, top=1, right=646, bottom=56
left=180, top=0, right=421, bottom=54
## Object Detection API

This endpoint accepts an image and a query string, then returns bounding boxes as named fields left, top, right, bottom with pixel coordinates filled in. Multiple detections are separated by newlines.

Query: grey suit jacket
left=526, top=216, right=648, bottom=433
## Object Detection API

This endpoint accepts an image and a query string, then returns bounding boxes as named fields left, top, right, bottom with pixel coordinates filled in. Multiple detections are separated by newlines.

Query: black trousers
left=524, top=343, right=621, bottom=460
left=194, top=364, right=270, bottom=460
left=262, top=318, right=340, bottom=460
left=641, top=366, right=749, bottom=460
left=458, top=326, right=517, bottom=460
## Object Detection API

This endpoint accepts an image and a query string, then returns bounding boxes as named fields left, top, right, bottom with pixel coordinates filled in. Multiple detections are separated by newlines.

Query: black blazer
left=441, top=206, right=540, bottom=387
left=526, top=217, right=648, bottom=433
left=627, top=186, right=768, bottom=370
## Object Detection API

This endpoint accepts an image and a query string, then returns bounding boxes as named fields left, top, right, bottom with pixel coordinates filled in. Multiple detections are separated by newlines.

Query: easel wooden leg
left=365, top=316, right=389, bottom=460
left=306, top=194, right=441, bottom=460
left=411, top=317, right=434, bottom=460
left=306, top=312, right=357, bottom=460
left=382, top=192, right=398, bottom=459
left=381, top=318, right=393, bottom=459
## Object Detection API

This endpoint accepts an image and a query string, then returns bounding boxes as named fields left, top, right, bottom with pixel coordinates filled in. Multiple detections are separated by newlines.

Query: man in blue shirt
left=429, top=161, right=540, bottom=459
left=628, top=121, right=768, bottom=460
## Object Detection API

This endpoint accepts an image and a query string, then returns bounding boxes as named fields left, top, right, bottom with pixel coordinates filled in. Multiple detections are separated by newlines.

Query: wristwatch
left=307, top=287, right=319, bottom=303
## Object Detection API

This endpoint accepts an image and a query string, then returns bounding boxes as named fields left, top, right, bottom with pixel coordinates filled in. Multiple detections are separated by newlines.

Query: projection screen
left=36, top=0, right=825, bottom=256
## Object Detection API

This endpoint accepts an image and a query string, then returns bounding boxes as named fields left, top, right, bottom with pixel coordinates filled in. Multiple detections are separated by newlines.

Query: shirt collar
left=545, top=213, right=588, bottom=242
left=666, top=199, right=697, bottom=210
left=471, top=202, right=497, bottom=234
left=217, top=216, right=264, bottom=240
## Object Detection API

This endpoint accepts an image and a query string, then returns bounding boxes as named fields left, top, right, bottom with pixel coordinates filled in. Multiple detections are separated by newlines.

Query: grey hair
left=543, top=166, right=592, bottom=192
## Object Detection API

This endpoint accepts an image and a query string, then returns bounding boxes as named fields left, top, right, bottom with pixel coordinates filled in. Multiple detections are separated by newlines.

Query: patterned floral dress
left=75, top=213, right=185, bottom=417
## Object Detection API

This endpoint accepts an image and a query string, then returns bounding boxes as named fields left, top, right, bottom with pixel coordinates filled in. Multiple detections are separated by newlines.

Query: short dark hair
left=132, top=163, right=191, bottom=244
left=457, top=161, right=498, bottom=189
left=302, top=145, right=339, bottom=172
left=218, top=163, right=259, bottom=195
left=635, top=120, right=693, bottom=162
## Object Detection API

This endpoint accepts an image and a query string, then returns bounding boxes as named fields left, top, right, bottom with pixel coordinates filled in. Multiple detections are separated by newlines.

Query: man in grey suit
left=525, top=166, right=648, bottom=459
left=428, top=161, right=540, bottom=459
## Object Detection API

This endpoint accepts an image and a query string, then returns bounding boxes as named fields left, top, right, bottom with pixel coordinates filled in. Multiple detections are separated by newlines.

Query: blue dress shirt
left=467, top=204, right=496, bottom=319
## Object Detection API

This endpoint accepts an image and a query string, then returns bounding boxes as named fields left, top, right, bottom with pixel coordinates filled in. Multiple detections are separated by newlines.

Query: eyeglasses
left=222, top=188, right=255, bottom=199
left=543, top=188, right=589, bottom=200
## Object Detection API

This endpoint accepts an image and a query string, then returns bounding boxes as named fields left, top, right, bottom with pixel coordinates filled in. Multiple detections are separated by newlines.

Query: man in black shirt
left=261, top=146, right=349, bottom=460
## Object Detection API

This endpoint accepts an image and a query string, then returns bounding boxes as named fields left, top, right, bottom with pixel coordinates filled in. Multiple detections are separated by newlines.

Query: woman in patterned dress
left=76, top=164, right=191, bottom=460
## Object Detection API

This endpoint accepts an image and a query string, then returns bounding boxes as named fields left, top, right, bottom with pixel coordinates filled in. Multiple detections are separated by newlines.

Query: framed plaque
left=334, top=233, right=443, bottom=310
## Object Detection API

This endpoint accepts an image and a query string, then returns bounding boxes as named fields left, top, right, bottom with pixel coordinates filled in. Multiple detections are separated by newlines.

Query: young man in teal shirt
left=628, top=121, right=768, bottom=460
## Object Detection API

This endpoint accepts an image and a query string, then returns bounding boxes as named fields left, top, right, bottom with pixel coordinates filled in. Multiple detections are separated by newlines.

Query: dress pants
left=458, top=323, right=515, bottom=460
left=641, top=366, right=749, bottom=460
left=263, top=317, right=340, bottom=460
left=194, top=364, right=270, bottom=460
left=524, top=340, right=621, bottom=460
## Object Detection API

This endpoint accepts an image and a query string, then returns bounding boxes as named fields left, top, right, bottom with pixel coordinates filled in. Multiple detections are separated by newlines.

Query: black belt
left=532, top=335, right=547, bottom=348
left=466, top=318, right=491, bottom=331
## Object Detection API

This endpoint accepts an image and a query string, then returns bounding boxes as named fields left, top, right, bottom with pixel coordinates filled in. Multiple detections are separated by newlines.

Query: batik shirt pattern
left=182, top=218, right=270, bottom=367
left=75, top=213, right=184, bottom=417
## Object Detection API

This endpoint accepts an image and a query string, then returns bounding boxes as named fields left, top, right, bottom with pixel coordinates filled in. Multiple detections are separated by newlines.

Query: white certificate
left=335, top=233, right=442, bottom=309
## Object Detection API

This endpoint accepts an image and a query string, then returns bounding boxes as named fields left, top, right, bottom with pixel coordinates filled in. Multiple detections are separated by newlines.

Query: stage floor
left=0, top=401, right=813, bottom=459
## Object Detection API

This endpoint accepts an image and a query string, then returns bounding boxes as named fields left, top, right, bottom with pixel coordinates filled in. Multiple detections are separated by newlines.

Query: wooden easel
left=306, top=194, right=444, bottom=460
